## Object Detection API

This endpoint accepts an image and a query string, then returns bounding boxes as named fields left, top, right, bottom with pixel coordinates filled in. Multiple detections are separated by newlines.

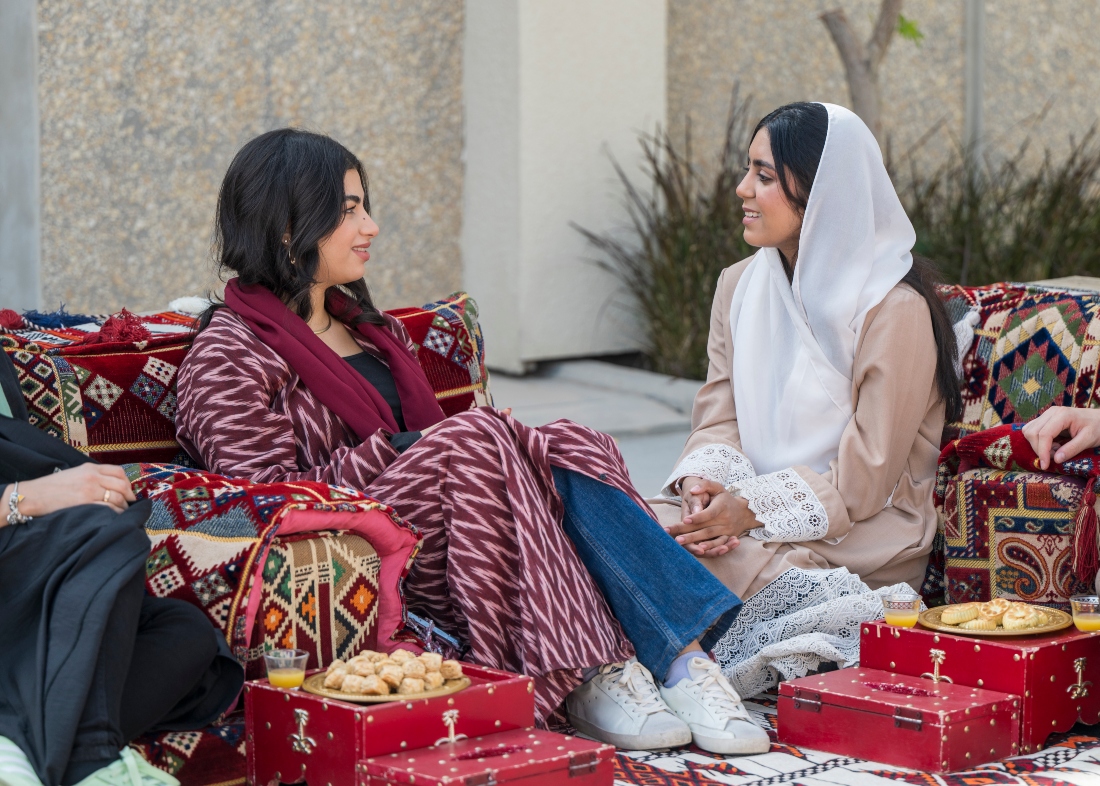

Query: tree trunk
left=820, top=0, right=903, bottom=144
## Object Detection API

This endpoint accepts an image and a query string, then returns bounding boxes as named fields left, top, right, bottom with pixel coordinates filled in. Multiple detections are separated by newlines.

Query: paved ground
left=488, top=360, right=702, bottom=496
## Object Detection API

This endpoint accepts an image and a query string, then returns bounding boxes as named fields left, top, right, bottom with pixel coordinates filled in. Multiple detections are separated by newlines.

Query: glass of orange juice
left=882, top=593, right=922, bottom=628
left=264, top=648, right=309, bottom=689
left=1071, top=595, right=1100, bottom=632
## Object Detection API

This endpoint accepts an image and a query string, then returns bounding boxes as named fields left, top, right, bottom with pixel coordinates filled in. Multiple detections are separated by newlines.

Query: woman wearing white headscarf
left=651, top=103, right=963, bottom=698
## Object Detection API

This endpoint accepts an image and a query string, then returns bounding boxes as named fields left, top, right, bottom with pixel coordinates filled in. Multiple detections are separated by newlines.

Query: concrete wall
left=0, top=0, right=41, bottom=310
left=36, top=0, right=464, bottom=314
left=463, top=0, right=666, bottom=372
left=668, top=0, right=1100, bottom=176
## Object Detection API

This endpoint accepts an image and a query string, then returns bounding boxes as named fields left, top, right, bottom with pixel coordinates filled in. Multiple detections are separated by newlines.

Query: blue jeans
left=552, top=467, right=742, bottom=682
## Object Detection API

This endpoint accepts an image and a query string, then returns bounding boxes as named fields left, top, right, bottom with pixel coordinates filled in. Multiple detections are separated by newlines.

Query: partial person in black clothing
left=0, top=352, right=243, bottom=786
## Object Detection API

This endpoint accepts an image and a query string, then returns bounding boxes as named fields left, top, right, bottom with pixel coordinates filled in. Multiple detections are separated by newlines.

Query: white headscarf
left=730, top=103, right=915, bottom=475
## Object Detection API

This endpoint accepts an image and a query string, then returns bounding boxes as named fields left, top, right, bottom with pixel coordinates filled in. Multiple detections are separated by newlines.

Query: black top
left=343, top=352, right=421, bottom=453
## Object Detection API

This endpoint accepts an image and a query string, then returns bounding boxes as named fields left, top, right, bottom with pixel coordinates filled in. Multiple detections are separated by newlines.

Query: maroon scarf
left=223, top=278, right=446, bottom=441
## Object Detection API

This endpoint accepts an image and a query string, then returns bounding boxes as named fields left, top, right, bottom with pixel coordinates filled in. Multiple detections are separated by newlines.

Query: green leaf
left=897, top=14, right=924, bottom=44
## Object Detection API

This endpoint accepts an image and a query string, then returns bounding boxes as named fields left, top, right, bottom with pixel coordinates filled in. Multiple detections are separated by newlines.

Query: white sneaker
left=659, top=657, right=771, bottom=755
left=0, top=736, right=43, bottom=786
left=566, top=659, right=692, bottom=750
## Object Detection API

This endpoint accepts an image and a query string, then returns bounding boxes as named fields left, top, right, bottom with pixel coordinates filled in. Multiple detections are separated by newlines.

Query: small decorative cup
left=882, top=593, right=922, bottom=628
left=1071, top=595, right=1100, bottom=632
left=264, top=648, right=309, bottom=689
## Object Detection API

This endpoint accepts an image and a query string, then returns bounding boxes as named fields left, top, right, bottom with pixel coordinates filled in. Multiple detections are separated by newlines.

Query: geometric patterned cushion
left=938, top=466, right=1094, bottom=610
left=940, top=283, right=1100, bottom=444
left=128, top=462, right=415, bottom=678
left=247, top=531, right=382, bottom=680
left=1, top=333, right=195, bottom=466
left=387, top=291, right=493, bottom=416
left=129, top=712, right=246, bottom=786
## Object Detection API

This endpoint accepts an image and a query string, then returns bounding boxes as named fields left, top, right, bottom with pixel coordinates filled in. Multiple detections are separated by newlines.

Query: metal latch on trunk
left=793, top=687, right=821, bottom=712
left=465, top=774, right=497, bottom=786
left=893, top=706, right=923, bottom=731
left=569, top=750, right=599, bottom=776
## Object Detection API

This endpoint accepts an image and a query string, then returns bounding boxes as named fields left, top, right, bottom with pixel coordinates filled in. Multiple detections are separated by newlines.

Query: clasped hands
left=664, top=476, right=759, bottom=558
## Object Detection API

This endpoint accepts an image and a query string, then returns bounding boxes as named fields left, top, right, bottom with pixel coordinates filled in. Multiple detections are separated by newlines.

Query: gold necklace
left=312, top=315, right=333, bottom=334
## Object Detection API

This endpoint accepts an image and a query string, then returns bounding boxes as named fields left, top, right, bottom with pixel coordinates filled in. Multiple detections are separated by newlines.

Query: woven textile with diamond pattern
left=939, top=282, right=1100, bottom=443
left=920, top=283, right=1100, bottom=608
left=128, top=463, right=420, bottom=679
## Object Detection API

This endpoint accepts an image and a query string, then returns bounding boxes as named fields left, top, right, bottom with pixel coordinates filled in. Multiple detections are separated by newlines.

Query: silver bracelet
left=7, top=481, right=32, bottom=526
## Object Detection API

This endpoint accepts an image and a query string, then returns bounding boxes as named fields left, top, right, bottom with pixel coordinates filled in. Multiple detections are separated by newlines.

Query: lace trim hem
left=731, top=469, right=829, bottom=542
left=659, top=443, right=756, bottom=499
left=709, top=567, right=918, bottom=698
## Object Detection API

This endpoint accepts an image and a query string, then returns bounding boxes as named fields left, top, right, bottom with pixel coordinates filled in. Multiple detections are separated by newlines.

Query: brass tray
left=300, top=673, right=470, bottom=703
left=917, top=604, right=1072, bottom=637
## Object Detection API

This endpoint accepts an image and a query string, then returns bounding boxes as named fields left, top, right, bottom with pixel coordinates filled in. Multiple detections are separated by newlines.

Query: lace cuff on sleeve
left=660, top=443, right=756, bottom=498
left=732, top=469, right=829, bottom=543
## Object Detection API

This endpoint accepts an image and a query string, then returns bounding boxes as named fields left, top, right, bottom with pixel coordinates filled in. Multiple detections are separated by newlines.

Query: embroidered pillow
left=388, top=292, right=493, bottom=416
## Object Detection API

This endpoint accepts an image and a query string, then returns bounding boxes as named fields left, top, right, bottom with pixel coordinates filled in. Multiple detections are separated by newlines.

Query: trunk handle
left=1069, top=657, right=1092, bottom=700
left=919, top=648, right=953, bottom=684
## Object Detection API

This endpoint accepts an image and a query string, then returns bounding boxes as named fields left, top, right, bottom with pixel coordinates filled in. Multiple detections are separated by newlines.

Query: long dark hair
left=752, top=102, right=962, bottom=421
left=199, top=128, right=385, bottom=329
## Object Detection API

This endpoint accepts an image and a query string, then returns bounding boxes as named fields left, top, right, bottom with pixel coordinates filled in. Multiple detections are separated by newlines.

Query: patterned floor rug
left=613, top=696, right=1100, bottom=786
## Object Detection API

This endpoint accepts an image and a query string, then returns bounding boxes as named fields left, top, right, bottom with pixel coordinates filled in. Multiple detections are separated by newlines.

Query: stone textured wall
left=668, top=0, right=1100, bottom=176
left=37, top=0, right=463, bottom=314
left=983, top=1, right=1100, bottom=162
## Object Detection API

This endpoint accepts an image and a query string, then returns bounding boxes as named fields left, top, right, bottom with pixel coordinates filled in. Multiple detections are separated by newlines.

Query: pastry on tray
left=1003, top=603, right=1045, bottom=631
left=938, top=600, right=1051, bottom=632
left=977, top=598, right=1012, bottom=625
left=960, top=618, right=997, bottom=631
left=314, top=649, right=464, bottom=698
left=940, top=602, right=979, bottom=625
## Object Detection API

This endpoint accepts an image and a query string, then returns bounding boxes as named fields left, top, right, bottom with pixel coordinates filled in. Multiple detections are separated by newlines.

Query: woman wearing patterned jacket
left=176, top=128, right=770, bottom=755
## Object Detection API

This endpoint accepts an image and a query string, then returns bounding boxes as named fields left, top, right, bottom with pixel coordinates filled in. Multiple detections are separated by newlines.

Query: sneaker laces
left=689, top=658, right=750, bottom=721
left=601, top=660, right=667, bottom=716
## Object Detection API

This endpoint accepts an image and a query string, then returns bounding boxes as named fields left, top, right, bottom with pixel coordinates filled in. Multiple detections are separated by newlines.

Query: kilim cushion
left=920, top=283, right=1100, bottom=607
left=0, top=292, right=491, bottom=462
left=0, top=332, right=195, bottom=466
left=128, top=713, right=245, bottom=786
left=935, top=467, right=1092, bottom=610
left=387, top=291, right=493, bottom=416
left=129, top=463, right=420, bottom=679
left=248, top=530, right=383, bottom=681
left=938, top=282, right=1100, bottom=445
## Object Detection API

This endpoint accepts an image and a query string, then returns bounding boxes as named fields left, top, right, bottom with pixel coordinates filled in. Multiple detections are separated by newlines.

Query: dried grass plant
left=901, top=128, right=1100, bottom=285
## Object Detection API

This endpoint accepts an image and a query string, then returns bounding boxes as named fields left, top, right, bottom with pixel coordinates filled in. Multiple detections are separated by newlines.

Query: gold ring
left=103, top=489, right=111, bottom=503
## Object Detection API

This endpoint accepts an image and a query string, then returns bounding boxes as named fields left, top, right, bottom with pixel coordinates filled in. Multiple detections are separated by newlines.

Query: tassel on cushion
left=82, top=309, right=152, bottom=345
left=0, top=309, right=24, bottom=331
left=1073, top=480, right=1100, bottom=587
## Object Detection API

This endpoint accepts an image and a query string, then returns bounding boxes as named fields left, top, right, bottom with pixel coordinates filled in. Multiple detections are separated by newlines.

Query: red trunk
left=357, top=728, right=614, bottom=785
left=245, top=664, right=535, bottom=786
left=860, top=621, right=1100, bottom=752
left=778, top=668, right=1021, bottom=772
